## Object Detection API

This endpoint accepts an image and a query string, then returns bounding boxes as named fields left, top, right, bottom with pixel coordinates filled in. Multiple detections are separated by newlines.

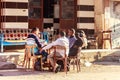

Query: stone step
left=80, top=49, right=120, bottom=62
left=0, top=61, right=16, bottom=69
left=0, top=49, right=120, bottom=66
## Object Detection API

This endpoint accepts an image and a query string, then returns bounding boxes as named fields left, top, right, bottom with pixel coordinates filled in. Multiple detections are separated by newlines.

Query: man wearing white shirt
left=41, top=31, right=69, bottom=73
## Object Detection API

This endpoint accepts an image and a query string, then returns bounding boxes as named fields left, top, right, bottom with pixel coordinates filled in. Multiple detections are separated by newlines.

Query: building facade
left=0, top=0, right=28, bottom=29
left=1, top=0, right=120, bottom=48
left=0, top=0, right=94, bottom=31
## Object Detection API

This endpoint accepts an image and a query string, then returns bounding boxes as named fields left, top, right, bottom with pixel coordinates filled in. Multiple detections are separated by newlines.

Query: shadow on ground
left=0, top=68, right=54, bottom=76
left=92, top=50, right=120, bottom=66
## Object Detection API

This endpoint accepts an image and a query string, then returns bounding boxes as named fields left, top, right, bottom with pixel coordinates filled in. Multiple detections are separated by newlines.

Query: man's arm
left=33, top=35, right=42, bottom=47
left=42, top=38, right=60, bottom=50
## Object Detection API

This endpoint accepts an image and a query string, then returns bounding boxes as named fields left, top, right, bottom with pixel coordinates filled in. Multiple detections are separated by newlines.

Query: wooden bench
left=0, top=29, right=49, bottom=52
left=0, top=29, right=31, bottom=52
left=0, top=33, right=26, bottom=52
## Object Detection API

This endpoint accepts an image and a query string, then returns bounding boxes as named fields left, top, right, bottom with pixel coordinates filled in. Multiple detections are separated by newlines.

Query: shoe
left=55, top=65, right=61, bottom=73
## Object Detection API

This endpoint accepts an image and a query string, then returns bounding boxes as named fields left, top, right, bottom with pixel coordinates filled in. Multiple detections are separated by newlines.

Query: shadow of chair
left=69, top=49, right=81, bottom=72
left=53, top=45, right=68, bottom=74
left=22, top=45, right=43, bottom=71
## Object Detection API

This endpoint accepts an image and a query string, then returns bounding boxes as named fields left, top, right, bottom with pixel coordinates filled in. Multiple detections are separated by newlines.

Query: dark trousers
left=35, top=50, right=48, bottom=62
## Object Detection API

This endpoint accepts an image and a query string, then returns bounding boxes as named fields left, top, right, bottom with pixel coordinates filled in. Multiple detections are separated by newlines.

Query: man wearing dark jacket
left=68, top=33, right=83, bottom=57
left=26, top=27, right=48, bottom=61
left=67, top=28, right=77, bottom=49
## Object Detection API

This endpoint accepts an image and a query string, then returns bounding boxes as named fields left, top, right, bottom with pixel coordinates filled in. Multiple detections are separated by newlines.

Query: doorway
left=28, top=0, right=76, bottom=31
left=43, top=0, right=60, bottom=34
left=43, top=0, right=76, bottom=31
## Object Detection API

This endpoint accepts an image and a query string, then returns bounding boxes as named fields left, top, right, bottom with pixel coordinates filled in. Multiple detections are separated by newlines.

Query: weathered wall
left=94, top=0, right=120, bottom=49
left=109, top=0, right=120, bottom=48
left=1, top=50, right=120, bottom=67
left=94, top=0, right=104, bottom=48
left=94, top=0, right=104, bottom=32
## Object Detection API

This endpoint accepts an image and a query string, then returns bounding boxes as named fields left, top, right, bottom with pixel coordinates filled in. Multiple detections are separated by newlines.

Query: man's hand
left=39, top=48, right=43, bottom=53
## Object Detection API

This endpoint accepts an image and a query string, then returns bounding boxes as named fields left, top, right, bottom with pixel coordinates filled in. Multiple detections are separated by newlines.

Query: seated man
left=69, top=32, right=84, bottom=57
left=67, top=28, right=77, bottom=49
left=41, top=31, right=69, bottom=73
left=26, top=27, right=48, bottom=61
left=79, top=30, right=88, bottom=49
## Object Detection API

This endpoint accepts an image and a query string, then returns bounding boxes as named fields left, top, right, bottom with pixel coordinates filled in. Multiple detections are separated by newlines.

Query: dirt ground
left=0, top=62, right=120, bottom=80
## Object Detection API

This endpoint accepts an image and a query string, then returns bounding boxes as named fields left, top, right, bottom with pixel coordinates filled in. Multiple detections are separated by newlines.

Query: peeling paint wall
left=110, top=1, right=120, bottom=48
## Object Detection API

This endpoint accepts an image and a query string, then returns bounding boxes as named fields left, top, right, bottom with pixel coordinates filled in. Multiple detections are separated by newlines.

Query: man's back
left=56, top=37, right=69, bottom=47
left=69, top=36, right=83, bottom=57
left=43, top=36, right=69, bottom=57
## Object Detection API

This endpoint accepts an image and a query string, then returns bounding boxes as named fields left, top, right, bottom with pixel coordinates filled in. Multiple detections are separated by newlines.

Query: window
left=29, top=8, right=41, bottom=18
left=61, top=0, right=74, bottom=19
left=28, top=0, right=42, bottom=19
left=29, top=0, right=41, bottom=6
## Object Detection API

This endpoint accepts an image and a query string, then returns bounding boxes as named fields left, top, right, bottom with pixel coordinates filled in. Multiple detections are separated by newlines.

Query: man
left=80, top=30, right=88, bottom=49
left=67, top=28, right=77, bottom=57
left=69, top=33, right=84, bottom=57
left=67, top=28, right=77, bottom=49
left=26, top=27, right=42, bottom=54
left=26, top=27, right=48, bottom=61
left=41, top=31, right=69, bottom=73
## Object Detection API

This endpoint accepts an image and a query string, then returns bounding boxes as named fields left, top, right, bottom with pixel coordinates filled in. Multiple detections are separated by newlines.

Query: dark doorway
left=43, top=0, right=54, bottom=18
left=43, top=0, right=60, bottom=31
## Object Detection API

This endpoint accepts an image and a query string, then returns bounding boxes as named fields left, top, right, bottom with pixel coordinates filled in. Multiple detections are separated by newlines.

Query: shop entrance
left=28, top=0, right=77, bottom=31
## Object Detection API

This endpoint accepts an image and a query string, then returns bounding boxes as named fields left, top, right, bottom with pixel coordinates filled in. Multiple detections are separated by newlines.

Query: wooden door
left=28, top=0, right=43, bottom=31
left=60, top=0, right=77, bottom=31
left=0, top=0, right=1, bottom=29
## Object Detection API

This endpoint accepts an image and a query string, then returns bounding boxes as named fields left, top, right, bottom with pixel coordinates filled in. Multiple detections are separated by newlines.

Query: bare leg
left=47, top=52, right=62, bottom=72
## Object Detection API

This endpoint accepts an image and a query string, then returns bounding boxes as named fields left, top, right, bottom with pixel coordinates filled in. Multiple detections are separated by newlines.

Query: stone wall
left=80, top=49, right=120, bottom=62
left=0, top=53, right=24, bottom=66
left=1, top=50, right=120, bottom=67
